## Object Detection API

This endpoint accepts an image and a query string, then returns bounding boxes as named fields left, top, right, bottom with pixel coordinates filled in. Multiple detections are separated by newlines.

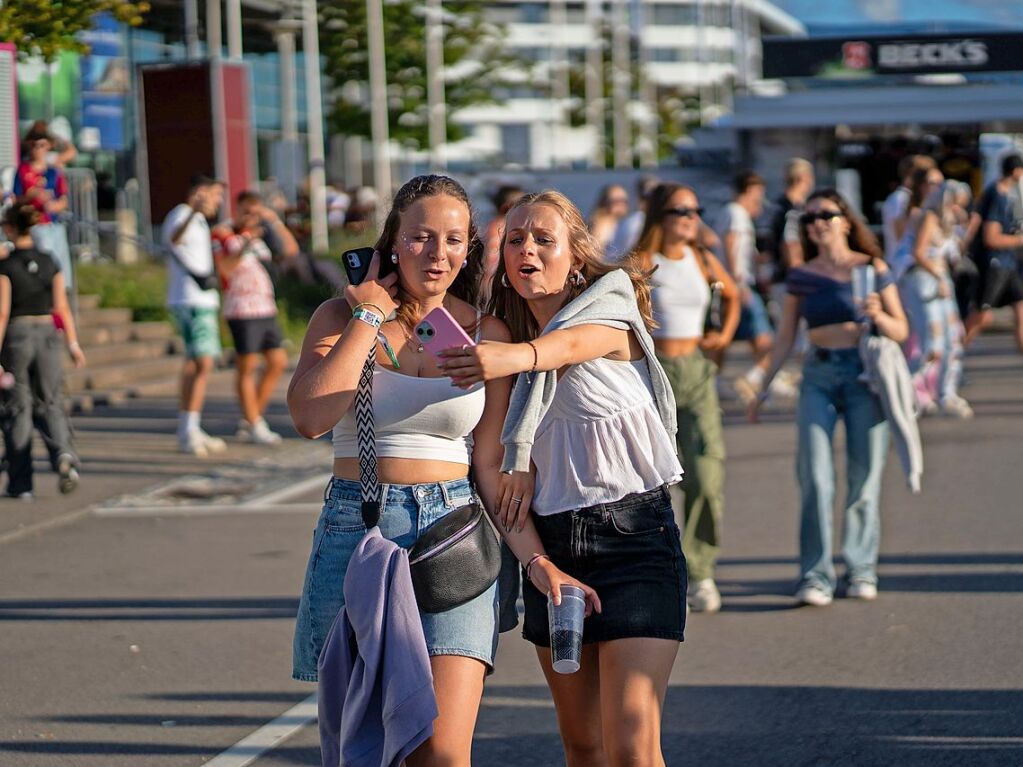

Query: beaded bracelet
left=526, top=341, right=538, bottom=374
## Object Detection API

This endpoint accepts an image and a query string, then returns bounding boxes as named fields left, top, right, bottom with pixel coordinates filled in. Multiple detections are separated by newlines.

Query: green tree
left=0, top=0, right=149, bottom=62
left=321, top=1, right=518, bottom=149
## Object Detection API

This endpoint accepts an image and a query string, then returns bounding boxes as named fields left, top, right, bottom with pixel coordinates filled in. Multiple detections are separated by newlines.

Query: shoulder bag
left=696, top=247, right=726, bottom=334
left=354, top=349, right=501, bottom=613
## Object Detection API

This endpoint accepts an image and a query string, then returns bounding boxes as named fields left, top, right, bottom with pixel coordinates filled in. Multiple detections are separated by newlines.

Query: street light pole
left=367, top=0, right=392, bottom=214
left=611, top=0, right=632, bottom=168
left=585, top=0, right=605, bottom=168
left=425, top=0, right=446, bottom=170
left=302, top=0, right=329, bottom=253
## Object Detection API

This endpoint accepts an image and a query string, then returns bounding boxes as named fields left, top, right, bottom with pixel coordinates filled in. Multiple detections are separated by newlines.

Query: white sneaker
left=846, top=580, right=878, bottom=601
left=688, top=578, right=722, bottom=613
left=732, top=375, right=761, bottom=405
left=198, top=430, right=227, bottom=453
left=179, top=431, right=210, bottom=457
left=796, top=583, right=833, bottom=607
left=249, top=419, right=283, bottom=446
left=940, top=395, right=974, bottom=419
left=768, top=376, right=799, bottom=399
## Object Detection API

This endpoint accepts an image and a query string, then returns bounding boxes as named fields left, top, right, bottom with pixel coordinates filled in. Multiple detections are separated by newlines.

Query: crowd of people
left=282, top=155, right=1023, bottom=764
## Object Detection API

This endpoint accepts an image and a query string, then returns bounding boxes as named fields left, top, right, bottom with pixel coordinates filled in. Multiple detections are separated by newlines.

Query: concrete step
left=76, top=294, right=101, bottom=311
left=66, top=355, right=182, bottom=392
left=78, top=324, right=134, bottom=346
left=76, top=307, right=134, bottom=328
left=130, top=321, right=176, bottom=341
left=64, top=338, right=181, bottom=369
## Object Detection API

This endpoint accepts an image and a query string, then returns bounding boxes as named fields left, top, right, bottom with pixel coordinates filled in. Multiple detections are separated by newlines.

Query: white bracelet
left=69, top=342, right=81, bottom=351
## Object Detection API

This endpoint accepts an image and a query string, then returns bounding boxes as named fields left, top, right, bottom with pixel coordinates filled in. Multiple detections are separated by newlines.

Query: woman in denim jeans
left=750, top=190, right=908, bottom=606
left=903, top=181, right=973, bottom=418
left=288, top=176, right=592, bottom=765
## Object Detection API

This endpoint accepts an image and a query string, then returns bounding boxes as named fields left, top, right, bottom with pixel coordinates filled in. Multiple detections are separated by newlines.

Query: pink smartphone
left=414, top=307, right=475, bottom=362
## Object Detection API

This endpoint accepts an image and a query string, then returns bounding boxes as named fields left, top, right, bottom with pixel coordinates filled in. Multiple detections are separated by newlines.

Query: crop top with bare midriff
left=786, top=267, right=894, bottom=330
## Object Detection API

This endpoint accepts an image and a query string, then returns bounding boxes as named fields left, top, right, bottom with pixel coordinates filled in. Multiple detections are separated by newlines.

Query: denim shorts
left=522, top=485, right=687, bottom=647
left=292, top=476, right=499, bottom=682
left=734, top=291, right=773, bottom=341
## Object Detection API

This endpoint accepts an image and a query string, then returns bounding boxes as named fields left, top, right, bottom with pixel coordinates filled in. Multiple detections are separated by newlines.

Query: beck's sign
left=763, top=33, right=1023, bottom=79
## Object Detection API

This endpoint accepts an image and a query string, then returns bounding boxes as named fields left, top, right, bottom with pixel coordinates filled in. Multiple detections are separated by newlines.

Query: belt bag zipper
left=409, top=513, right=481, bottom=565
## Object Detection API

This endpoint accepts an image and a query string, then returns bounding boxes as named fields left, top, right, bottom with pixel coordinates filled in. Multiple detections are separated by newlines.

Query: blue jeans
left=796, top=349, right=890, bottom=593
left=292, top=477, right=499, bottom=682
left=901, top=268, right=964, bottom=403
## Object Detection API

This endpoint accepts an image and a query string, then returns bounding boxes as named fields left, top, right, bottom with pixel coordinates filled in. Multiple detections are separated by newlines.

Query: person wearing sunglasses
left=631, top=183, right=740, bottom=613
left=750, top=190, right=908, bottom=607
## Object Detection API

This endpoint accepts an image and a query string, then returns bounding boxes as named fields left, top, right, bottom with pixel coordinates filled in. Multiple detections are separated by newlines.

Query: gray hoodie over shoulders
left=500, top=268, right=678, bottom=473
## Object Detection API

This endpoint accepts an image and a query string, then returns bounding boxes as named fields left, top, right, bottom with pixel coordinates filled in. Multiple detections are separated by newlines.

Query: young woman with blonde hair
left=441, top=190, right=686, bottom=766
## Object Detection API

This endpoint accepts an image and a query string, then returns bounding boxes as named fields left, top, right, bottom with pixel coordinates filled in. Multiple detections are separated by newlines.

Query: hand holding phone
left=414, top=307, right=475, bottom=363
left=341, top=250, right=400, bottom=319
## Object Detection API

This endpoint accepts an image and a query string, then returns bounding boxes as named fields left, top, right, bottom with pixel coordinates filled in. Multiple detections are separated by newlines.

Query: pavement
left=1, top=335, right=1021, bottom=767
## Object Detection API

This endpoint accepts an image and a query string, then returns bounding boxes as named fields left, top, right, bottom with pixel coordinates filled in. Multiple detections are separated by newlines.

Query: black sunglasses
left=664, top=206, right=704, bottom=219
left=800, top=210, right=843, bottom=225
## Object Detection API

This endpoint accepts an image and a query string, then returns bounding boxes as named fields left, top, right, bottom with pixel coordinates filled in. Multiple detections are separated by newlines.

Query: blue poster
left=79, top=13, right=127, bottom=150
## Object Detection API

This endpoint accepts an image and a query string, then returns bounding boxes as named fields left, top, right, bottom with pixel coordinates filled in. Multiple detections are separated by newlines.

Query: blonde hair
left=488, top=190, right=655, bottom=342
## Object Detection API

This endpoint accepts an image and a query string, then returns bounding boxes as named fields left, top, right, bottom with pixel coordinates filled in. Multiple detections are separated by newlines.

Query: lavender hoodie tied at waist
left=318, top=527, right=438, bottom=767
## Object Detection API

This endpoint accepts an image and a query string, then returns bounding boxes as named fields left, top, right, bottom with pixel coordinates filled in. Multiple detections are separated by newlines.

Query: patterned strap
left=355, top=348, right=381, bottom=528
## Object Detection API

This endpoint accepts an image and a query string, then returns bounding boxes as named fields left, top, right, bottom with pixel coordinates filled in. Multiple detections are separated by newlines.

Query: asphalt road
left=1, top=336, right=1021, bottom=767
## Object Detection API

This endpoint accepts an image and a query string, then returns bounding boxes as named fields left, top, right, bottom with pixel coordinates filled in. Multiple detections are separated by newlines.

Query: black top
left=0, top=248, right=59, bottom=317
left=768, top=194, right=797, bottom=283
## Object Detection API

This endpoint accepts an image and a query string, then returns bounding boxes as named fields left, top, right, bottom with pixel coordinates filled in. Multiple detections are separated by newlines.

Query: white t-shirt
left=162, top=203, right=219, bottom=309
left=716, top=201, right=756, bottom=285
left=882, top=186, right=910, bottom=264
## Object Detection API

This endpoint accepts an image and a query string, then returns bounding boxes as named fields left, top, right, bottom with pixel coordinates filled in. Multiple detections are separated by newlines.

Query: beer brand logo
left=877, top=39, right=989, bottom=69
left=842, top=41, right=872, bottom=70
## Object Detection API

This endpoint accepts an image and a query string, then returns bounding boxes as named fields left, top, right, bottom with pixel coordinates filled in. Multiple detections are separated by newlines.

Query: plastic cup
left=548, top=585, right=585, bottom=674
left=852, top=264, right=876, bottom=319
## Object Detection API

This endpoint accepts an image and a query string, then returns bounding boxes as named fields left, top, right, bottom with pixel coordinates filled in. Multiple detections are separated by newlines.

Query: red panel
left=217, top=63, right=255, bottom=220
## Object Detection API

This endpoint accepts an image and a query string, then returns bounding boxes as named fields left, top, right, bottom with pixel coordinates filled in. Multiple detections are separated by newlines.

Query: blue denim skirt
left=292, top=476, right=499, bottom=682
left=522, top=485, right=687, bottom=647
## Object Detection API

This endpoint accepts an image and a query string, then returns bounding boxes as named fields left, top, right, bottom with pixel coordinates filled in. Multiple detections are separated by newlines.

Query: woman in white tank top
left=632, top=183, right=740, bottom=614
left=439, top=190, right=686, bottom=767
left=287, top=175, right=588, bottom=765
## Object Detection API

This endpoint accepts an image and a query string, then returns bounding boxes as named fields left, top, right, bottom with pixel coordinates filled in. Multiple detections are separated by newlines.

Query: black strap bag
left=354, top=348, right=501, bottom=613
left=167, top=247, right=219, bottom=291
left=697, top=247, right=726, bottom=334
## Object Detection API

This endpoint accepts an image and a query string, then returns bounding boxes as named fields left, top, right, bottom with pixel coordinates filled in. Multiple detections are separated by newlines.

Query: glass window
left=651, top=4, right=698, bottom=26
left=521, top=3, right=549, bottom=23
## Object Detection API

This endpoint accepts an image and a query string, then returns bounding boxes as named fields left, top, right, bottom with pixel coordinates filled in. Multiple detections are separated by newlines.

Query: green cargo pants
left=658, top=350, right=726, bottom=582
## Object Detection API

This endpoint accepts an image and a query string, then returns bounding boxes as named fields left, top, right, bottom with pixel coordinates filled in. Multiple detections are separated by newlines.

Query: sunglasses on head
left=800, top=210, right=842, bottom=225
left=664, top=206, right=704, bottom=219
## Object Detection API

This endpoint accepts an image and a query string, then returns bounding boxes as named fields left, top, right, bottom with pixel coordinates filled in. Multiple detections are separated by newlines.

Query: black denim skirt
left=522, top=485, right=688, bottom=647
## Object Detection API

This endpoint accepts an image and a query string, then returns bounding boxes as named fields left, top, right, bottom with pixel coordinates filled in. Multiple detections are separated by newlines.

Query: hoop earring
left=390, top=252, right=399, bottom=264
left=500, top=273, right=510, bottom=288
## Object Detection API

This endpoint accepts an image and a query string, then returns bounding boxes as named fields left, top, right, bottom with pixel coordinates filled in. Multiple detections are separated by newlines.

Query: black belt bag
left=354, top=348, right=500, bottom=613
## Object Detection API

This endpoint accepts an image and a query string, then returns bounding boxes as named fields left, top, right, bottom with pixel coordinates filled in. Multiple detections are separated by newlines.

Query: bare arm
left=863, top=268, right=909, bottom=343
left=263, top=207, right=299, bottom=259
left=169, top=207, right=200, bottom=245
left=52, top=272, right=86, bottom=367
left=706, top=252, right=741, bottom=345
left=286, top=299, right=377, bottom=439
left=913, top=211, right=943, bottom=277
left=0, top=275, right=10, bottom=352
left=758, top=292, right=802, bottom=397
left=982, top=220, right=1023, bottom=251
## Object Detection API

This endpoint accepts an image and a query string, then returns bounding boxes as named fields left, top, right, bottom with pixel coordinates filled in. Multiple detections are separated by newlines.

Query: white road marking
left=202, top=693, right=318, bottom=767
left=242, top=473, right=327, bottom=508
left=0, top=508, right=93, bottom=546
left=93, top=502, right=322, bottom=517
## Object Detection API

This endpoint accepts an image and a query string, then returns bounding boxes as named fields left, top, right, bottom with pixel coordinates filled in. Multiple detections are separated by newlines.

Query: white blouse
left=530, top=357, right=683, bottom=515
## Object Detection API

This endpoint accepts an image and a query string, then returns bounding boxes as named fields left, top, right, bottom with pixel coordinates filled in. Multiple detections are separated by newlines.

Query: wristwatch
left=353, top=307, right=383, bottom=329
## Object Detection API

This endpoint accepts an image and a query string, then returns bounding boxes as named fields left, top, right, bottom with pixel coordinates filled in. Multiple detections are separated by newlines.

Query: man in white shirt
left=882, top=154, right=936, bottom=264
left=162, top=175, right=227, bottom=456
left=713, top=171, right=794, bottom=402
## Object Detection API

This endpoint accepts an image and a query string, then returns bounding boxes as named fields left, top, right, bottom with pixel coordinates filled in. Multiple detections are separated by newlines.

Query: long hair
left=2, top=198, right=41, bottom=235
left=589, top=184, right=626, bottom=224
left=488, top=190, right=654, bottom=342
left=373, top=174, right=484, bottom=327
left=629, top=182, right=715, bottom=274
left=799, top=188, right=882, bottom=262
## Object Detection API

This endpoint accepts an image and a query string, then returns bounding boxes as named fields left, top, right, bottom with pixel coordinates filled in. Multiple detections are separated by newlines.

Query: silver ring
left=511, top=497, right=523, bottom=504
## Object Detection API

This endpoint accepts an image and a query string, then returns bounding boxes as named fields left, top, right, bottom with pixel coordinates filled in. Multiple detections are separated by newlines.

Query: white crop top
left=650, top=249, right=711, bottom=340
left=530, top=357, right=683, bottom=515
left=332, top=314, right=486, bottom=464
